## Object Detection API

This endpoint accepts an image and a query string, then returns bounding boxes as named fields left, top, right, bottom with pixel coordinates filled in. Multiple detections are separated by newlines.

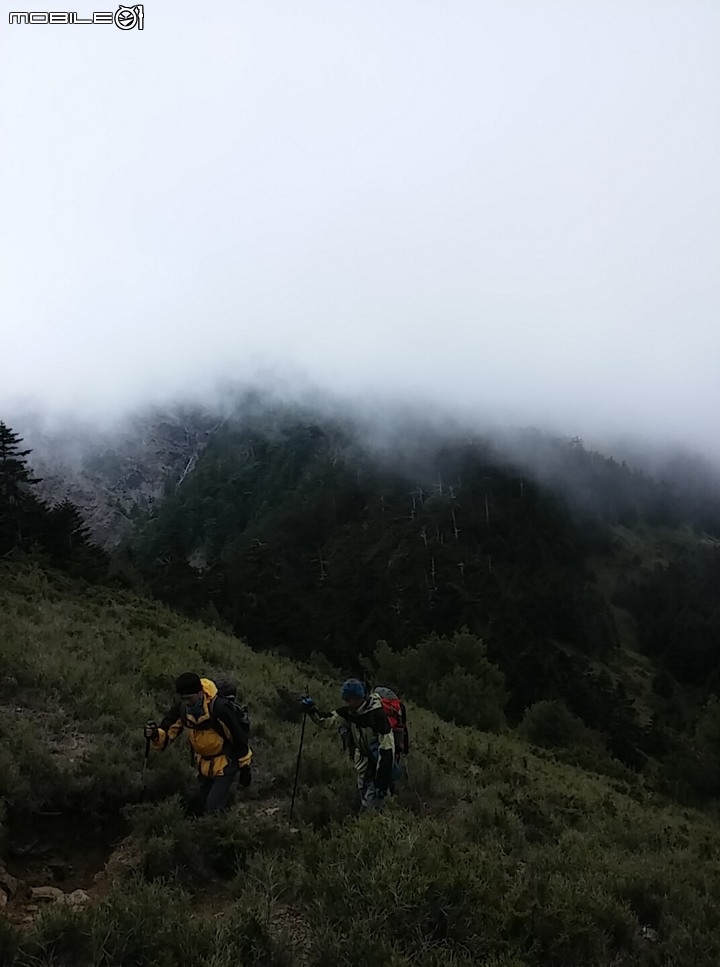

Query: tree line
left=0, top=421, right=106, bottom=577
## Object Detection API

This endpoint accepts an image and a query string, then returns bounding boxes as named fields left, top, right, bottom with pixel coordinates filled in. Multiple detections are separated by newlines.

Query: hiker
left=301, top=679, right=400, bottom=812
left=144, top=672, right=252, bottom=814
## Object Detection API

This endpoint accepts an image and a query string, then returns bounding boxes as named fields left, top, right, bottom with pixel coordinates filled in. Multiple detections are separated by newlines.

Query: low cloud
left=1, top=1, right=718, bottom=460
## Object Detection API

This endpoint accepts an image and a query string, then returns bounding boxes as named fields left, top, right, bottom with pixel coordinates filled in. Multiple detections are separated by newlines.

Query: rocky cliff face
left=18, top=407, right=223, bottom=547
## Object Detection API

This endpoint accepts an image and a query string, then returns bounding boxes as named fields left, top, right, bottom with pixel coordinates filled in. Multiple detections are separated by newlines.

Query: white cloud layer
left=1, top=1, right=718, bottom=454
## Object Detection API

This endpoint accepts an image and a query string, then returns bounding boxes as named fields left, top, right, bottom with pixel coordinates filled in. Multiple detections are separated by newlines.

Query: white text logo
left=9, top=5, right=144, bottom=29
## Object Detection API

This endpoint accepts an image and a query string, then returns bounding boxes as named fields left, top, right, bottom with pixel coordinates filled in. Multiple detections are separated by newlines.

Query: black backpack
left=211, top=679, right=251, bottom=738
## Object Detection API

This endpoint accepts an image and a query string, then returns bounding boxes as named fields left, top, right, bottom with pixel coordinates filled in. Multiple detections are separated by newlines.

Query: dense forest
left=4, top=405, right=720, bottom=796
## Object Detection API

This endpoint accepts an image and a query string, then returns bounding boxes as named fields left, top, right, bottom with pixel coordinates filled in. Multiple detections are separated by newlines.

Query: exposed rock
left=30, top=885, right=65, bottom=902
left=0, top=867, right=19, bottom=898
left=19, top=407, right=224, bottom=547
left=65, top=889, right=91, bottom=906
left=0, top=891, right=7, bottom=909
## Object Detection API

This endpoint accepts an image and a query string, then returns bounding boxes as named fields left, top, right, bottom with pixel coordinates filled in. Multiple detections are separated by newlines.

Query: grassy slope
left=1, top=563, right=720, bottom=967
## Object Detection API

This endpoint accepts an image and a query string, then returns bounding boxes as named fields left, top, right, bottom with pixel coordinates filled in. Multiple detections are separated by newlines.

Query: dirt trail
left=0, top=791, right=295, bottom=925
left=1, top=793, right=316, bottom=965
left=1, top=810, right=129, bottom=923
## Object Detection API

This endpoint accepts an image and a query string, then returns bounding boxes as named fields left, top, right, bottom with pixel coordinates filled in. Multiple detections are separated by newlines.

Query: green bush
left=0, top=717, right=72, bottom=811
left=28, top=878, right=214, bottom=966
left=428, top=667, right=506, bottom=731
left=375, top=630, right=507, bottom=731
left=519, top=700, right=605, bottom=751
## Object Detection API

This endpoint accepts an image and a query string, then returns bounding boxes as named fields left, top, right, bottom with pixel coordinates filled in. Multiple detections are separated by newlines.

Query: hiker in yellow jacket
left=144, top=672, right=252, bottom=813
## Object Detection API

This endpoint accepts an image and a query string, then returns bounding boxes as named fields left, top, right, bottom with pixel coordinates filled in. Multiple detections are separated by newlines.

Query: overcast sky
left=1, top=1, right=718, bottom=454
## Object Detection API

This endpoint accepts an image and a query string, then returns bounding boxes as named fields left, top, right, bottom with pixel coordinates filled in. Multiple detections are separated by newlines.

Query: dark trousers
left=197, top=765, right=238, bottom=814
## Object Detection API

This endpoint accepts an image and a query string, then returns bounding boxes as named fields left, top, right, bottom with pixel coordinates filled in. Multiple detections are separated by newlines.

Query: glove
left=238, top=764, right=252, bottom=787
left=144, top=720, right=159, bottom=740
left=300, top=697, right=315, bottom=712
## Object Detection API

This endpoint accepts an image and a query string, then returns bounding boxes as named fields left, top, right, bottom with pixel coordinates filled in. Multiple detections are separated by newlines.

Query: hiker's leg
left=366, top=782, right=387, bottom=811
left=357, top=777, right=385, bottom=812
left=204, top=770, right=238, bottom=814
left=388, top=758, right=402, bottom=796
left=356, top=775, right=370, bottom=811
left=392, top=758, right=403, bottom=783
left=196, top=774, right=212, bottom=814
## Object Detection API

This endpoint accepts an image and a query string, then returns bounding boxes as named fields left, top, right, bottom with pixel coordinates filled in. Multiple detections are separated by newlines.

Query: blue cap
left=341, top=678, right=366, bottom=700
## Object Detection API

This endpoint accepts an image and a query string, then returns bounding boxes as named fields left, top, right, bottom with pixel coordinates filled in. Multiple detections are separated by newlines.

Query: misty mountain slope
left=17, top=395, right=720, bottom=546
left=587, top=523, right=711, bottom=658
left=16, top=406, right=224, bottom=546
left=130, top=420, right=612, bottom=648
left=116, top=410, right=720, bottom=771
left=3, top=561, right=720, bottom=967
left=13, top=399, right=720, bottom=768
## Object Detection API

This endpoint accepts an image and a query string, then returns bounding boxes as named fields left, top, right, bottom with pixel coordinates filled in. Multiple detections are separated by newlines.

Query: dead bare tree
left=451, top=507, right=460, bottom=540
left=311, top=549, right=328, bottom=582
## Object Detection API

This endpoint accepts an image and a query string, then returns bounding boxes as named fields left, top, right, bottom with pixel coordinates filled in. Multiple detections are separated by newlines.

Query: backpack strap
left=207, top=695, right=249, bottom=758
left=208, top=694, right=235, bottom=728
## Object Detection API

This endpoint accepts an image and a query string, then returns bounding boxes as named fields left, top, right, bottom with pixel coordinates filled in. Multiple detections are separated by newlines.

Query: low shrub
left=519, top=699, right=605, bottom=751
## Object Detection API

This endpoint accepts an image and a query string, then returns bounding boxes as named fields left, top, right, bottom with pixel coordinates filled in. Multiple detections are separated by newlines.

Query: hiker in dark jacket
left=301, top=679, right=396, bottom=812
left=144, top=672, right=252, bottom=814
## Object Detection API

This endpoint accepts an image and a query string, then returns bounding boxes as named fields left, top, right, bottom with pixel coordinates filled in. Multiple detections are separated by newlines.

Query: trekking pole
left=289, top=687, right=308, bottom=824
left=139, top=736, right=150, bottom=802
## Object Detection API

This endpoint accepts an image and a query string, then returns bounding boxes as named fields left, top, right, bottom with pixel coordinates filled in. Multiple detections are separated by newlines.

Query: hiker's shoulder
left=366, top=699, right=391, bottom=730
left=362, top=694, right=385, bottom=715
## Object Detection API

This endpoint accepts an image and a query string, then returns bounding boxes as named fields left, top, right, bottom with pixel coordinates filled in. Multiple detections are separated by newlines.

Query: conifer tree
left=0, top=421, right=42, bottom=552
left=44, top=498, right=107, bottom=577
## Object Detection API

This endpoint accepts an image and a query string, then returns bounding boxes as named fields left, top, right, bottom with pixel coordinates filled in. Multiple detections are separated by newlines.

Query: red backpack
left=374, top=686, right=409, bottom=758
